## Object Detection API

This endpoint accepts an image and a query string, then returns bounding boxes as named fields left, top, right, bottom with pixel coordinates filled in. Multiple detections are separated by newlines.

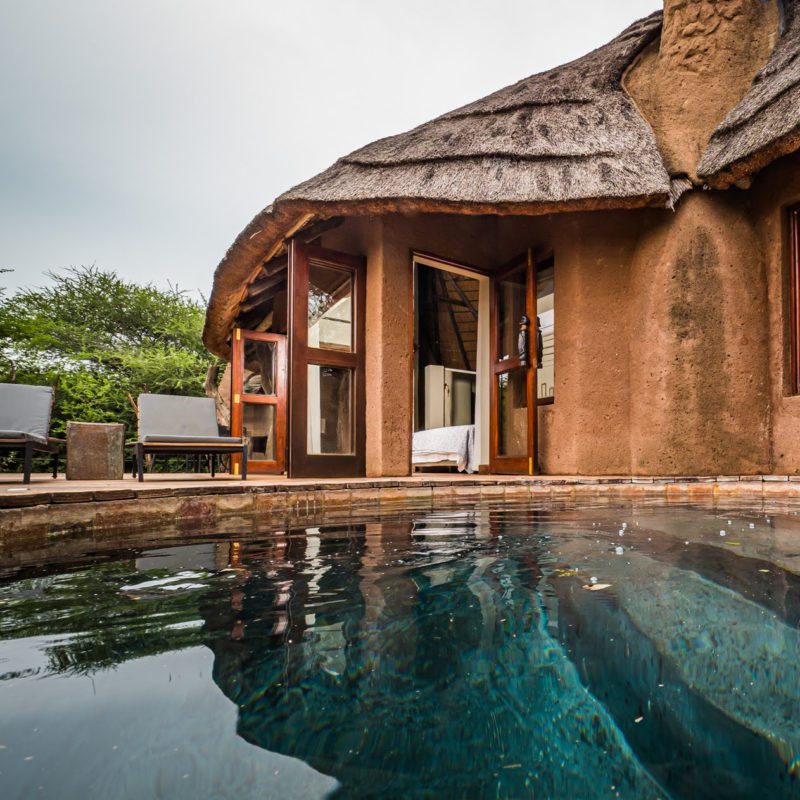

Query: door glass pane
left=497, top=370, right=528, bottom=457
left=537, top=262, right=555, bottom=401
left=307, top=365, right=353, bottom=455
left=497, top=270, right=526, bottom=361
left=242, top=340, right=276, bottom=396
left=308, top=262, right=352, bottom=352
left=243, top=403, right=275, bottom=461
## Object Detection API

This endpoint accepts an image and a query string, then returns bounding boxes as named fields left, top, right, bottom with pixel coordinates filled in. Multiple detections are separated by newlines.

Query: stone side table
left=66, top=422, right=125, bottom=480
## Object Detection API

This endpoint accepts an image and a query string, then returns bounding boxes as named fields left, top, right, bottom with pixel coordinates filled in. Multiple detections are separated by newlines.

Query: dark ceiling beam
left=240, top=280, right=287, bottom=314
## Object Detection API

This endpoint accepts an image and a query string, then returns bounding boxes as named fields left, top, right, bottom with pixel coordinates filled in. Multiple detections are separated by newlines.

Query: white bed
left=412, top=424, right=479, bottom=474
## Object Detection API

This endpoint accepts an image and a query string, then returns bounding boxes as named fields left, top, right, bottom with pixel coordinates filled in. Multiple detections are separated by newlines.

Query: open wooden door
left=490, top=250, right=538, bottom=475
left=288, top=240, right=366, bottom=478
left=230, top=329, right=287, bottom=475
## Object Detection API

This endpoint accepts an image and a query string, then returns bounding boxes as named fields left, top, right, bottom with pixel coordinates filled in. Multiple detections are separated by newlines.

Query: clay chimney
left=625, top=0, right=781, bottom=179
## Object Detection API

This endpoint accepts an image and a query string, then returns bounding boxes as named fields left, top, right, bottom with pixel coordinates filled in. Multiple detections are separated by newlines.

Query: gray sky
left=0, top=0, right=658, bottom=300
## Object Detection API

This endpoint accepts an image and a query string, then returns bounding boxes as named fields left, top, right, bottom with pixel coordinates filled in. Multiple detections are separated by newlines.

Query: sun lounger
left=0, top=383, right=62, bottom=483
left=130, top=393, right=248, bottom=481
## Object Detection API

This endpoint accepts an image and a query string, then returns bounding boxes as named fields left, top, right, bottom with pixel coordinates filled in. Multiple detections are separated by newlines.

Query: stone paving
left=2, top=472, right=800, bottom=542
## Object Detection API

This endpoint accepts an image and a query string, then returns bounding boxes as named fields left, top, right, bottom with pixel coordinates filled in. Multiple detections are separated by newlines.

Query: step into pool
left=1, top=500, right=799, bottom=799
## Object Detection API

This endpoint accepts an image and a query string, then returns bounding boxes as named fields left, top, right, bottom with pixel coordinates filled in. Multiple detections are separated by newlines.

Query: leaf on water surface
left=582, top=583, right=612, bottom=591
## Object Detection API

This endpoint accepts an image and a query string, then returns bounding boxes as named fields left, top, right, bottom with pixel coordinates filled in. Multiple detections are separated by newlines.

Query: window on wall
left=791, top=206, right=800, bottom=394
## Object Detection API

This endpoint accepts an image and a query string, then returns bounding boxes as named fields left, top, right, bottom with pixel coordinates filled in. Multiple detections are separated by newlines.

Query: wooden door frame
left=489, top=249, right=538, bottom=475
left=288, top=240, right=367, bottom=478
left=230, top=328, right=287, bottom=475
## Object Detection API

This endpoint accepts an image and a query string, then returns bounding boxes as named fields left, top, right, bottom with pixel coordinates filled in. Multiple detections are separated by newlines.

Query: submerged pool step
left=554, top=554, right=800, bottom=799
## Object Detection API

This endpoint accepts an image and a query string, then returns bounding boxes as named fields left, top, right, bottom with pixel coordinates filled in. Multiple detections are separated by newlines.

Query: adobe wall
left=322, top=184, right=780, bottom=477
left=499, top=194, right=772, bottom=476
left=629, top=192, right=771, bottom=475
left=752, top=150, right=800, bottom=474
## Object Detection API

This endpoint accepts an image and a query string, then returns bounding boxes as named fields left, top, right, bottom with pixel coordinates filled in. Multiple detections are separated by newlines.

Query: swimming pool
left=1, top=500, right=799, bottom=798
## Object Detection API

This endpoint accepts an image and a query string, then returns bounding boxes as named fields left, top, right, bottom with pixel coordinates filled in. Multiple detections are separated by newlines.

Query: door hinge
left=235, top=328, right=241, bottom=340
left=233, top=461, right=240, bottom=476
left=234, top=393, right=241, bottom=404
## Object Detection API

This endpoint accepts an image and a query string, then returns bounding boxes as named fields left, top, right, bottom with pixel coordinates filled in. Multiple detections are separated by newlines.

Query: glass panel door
left=230, top=329, right=287, bottom=475
left=490, top=251, right=538, bottom=474
left=288, top=241, right=366, bottom=478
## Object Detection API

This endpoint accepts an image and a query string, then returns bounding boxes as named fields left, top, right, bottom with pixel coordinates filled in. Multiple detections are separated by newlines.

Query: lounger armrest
left=137, top=435, right=245, bottom=445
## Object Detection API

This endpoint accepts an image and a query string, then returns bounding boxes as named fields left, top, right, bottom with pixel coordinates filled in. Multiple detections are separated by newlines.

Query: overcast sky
left=0, top=0, right=658, bottom=300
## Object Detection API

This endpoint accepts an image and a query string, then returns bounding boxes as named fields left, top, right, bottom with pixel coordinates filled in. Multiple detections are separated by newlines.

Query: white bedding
left=412, top=424, right=479, bottom=473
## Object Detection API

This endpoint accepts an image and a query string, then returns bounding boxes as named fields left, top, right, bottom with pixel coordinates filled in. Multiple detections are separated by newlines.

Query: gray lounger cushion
left=140, top=435, right=242, bottom=445
left=0, top=384, right=53, bottom=445
left=0, top=431, right=49, bottom=443
left=138, top=394, right=241, bottom=443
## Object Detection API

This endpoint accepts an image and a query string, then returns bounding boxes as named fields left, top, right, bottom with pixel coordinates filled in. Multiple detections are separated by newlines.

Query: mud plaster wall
left=624, top=0, right=780, bottom=179
left=629, top=191, right=771, bottom=474
left=752, top=150, right=800, bottom=473
left=322, top=189, right=777, bottom=477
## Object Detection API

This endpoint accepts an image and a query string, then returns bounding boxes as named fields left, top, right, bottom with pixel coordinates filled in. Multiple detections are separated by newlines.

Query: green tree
left=0, top=266, right=217, bottom=459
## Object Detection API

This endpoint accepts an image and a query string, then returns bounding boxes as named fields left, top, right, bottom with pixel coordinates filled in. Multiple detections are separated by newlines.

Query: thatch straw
left=281, top=12, right=668, bottom=208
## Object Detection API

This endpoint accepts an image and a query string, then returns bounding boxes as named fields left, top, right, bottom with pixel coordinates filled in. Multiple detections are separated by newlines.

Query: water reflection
left=2, top=502, right=800, bottom=798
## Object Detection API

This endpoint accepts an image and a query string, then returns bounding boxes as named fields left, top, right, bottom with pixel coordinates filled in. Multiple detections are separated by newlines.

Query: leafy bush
left=0, top=267, right=218, bottom=468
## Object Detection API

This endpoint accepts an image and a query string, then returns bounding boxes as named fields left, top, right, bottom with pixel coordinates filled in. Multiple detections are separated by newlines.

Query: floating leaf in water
left=583, top=583, right=612, bottom=591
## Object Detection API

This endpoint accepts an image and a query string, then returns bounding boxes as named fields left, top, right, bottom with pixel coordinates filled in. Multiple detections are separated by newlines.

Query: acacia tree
left=0, top=266, right=216, bottom=442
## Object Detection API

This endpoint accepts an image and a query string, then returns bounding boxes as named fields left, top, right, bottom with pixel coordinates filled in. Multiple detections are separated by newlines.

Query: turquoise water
left=1, top=501, right=800, bottom=798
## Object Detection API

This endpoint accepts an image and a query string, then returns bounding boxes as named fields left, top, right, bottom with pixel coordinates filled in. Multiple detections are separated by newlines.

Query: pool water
left=1, top=500, right=800, bottom=799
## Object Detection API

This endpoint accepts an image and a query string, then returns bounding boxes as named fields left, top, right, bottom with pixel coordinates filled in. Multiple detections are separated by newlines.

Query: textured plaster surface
left=625, top=0, right=780, bottom=179
left=629, top=191, right=771, bottom=474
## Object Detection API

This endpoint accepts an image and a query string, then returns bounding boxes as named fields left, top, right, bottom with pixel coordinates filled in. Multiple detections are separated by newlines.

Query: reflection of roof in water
left=204, top=524, right=662, bottom=798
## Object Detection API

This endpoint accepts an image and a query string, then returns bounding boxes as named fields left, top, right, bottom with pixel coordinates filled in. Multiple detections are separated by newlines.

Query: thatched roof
left=204, top=13, right=670, bottom=356
left=280, top=13, right=669, bottom=209
left=204, top=3, right=800, bottom=356
left=699, top=0, right=800, bottom=186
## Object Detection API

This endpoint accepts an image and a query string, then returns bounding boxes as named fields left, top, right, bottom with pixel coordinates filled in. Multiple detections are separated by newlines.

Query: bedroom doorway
left=412, top=255, right=490, bottom=474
